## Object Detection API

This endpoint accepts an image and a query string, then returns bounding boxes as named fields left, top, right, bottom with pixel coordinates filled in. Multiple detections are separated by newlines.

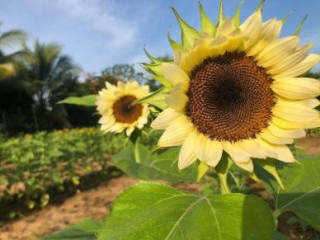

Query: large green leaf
left=41, top=219, right=102, bottom=240
left=256, top=155, right=320, bottom=230
left=59, top=95, right=97, bottom=106
left=274, top=231, right=290, bottom=240
left=98, top=182, right=275, bottom=240
left=111, top=143, right=197, bottom=182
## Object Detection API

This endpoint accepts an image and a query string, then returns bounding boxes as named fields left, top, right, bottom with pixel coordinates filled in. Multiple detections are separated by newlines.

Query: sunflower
left=97, top=81, right=149, bottom=136
left=146, top=2, right=320, bottom=172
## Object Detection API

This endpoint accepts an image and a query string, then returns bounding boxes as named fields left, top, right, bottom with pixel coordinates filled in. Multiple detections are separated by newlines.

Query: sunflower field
left=1, top=0, right=320, bottom=240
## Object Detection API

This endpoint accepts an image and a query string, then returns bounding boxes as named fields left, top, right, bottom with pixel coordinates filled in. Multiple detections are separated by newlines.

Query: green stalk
left=218, top=172, right=231, bottom=194
left=215, top=153, right=233, bottom=194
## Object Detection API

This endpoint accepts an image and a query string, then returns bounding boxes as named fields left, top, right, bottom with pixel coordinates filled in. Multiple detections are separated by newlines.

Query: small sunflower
left=146, top=2, right=320, bottom=172
left=97, top=81, right=149, bottom=136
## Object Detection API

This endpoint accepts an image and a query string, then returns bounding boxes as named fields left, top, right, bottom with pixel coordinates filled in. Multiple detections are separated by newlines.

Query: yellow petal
left=272, top=77, right=320, bottom=100
left=260, top=129, right=293, bottom=144
left=223, top=142, right=251, bottom=163
left=165, top=83, right=188, bottom=111
left=234, top=160, right=254, bottom=172
left=268, top=122, right=306, bottom=139
left=195, top=134, right=223, bottom=167
left=158, top=116, right=194, bottom=147
left=275, top=54, right=320, bottom=78
left=224, top=28, right=245, bottom=52
left=178, top=131, right=198, bottom=169
left=151, top=108, right=181, bottom=130
left=126, top=127, right=135, bottom=136
left=272, top=116, right=320, bottom=129
left=268, top=44, right=312, bottom=75
left=273, top=99, right=320, bottom=122
left=162, top=62, right=189, bottom=87
left=248, top=18, right=282, bottom=56
left=216, top=17, right=236, bottom=36
left=238, top=139, right=269, bottom=159
left=257, top=36, right=300, bottom=68
left=259, top=140, right=295, bottom=163
left=240, top=10, right=263, bottom=49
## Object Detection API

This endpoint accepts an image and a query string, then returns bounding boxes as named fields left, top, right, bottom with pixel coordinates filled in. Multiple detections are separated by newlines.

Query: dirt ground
left=0, top=176, right=137, bottom=240
left=0, top=138, right=319, bottom=240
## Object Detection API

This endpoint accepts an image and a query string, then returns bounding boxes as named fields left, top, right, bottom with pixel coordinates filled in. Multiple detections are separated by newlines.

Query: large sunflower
left=97, top=81, right=149, bottom=136
left=146, top=2, right=320, bottom=172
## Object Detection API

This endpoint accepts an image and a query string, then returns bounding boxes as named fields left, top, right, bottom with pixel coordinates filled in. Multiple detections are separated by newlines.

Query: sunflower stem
left=215, top=153, right=233, bottom=194
left=134, top=137, right=141, bottom=164
left=218, top=173, right=231, bottom=194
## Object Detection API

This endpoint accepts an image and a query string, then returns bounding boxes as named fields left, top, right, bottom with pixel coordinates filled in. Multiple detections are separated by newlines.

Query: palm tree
left=19, top=40, right=81, bottom=129
left=0, top=23, right=27, bottom=79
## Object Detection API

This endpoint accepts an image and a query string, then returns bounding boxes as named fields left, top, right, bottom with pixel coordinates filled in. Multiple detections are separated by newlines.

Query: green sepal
left=143, top=48, right=162, bottom=64
left=256, top=0, right=266, bottom=12
left=171, top=7, right=200, bottom=49
left=216, top=0, right=224, bottom=28
left=255, top=159, right=285, bottom=190
left=281, top=11, right=293, bottom=24
left=215, top=153, right=233, bottom=194
left=196, top=161, right=209, bottom=182
left=141, top=63, right=171, bottom=88
left=59, top=95, right=97, bottom=107
left=152, top=75, right=172, bottom=89
left=198, top=2, right=216, bottom=36
left=168, top=32, right=183, bottom=51
left=294, top=15, right=308, bottom=36
left=233, top=1, right=244, bottom=27
left=132, top=87, right=168, bottom=110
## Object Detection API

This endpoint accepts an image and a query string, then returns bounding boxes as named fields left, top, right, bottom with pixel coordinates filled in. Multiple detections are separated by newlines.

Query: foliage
left=97, top=182, right=275, bottom=240
left=0, top=23, right=27, bottom=80
left=307, top=127, right=320, bottom=137
left=111, top=143, right=198, bottom=182
left=256, top=155, right=320, bottom=231
left=0, top=78, right=34, bottom=134
left=59, top=95, right=97, bottom=106
left=0, top=128, right=124, bottom=215
left=41, top=219, right=102, bottom=240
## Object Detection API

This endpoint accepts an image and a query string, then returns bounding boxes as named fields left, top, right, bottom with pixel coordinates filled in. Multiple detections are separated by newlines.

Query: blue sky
left=1, top=0, right=320, bottom=75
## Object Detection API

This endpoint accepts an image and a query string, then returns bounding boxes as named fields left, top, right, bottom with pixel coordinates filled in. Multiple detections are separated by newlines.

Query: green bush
left=0, top=128, right=125, bottom=213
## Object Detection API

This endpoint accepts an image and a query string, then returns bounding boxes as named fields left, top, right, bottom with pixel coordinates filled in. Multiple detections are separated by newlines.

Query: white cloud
left=26, top=0, right=138, bottom=48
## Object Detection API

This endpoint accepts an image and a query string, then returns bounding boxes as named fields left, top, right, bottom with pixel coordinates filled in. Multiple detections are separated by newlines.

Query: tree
left=0, top=23, right=26, bottom=80
left=101, top=64, right=159, bottom=91
left=17, top=40, right=81, bottom=129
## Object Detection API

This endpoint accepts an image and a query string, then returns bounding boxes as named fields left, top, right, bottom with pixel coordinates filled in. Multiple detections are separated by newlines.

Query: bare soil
left=0, top=138, right=319, bottom=240
left=297, top=137, right=320, bottom=156
left=0, top=176, right=136, bottom=240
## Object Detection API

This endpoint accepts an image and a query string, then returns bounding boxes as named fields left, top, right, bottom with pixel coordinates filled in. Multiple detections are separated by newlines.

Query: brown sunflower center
left=186, top=51, right=275, bottom=142
left=113, top=95, right=143, bottom=124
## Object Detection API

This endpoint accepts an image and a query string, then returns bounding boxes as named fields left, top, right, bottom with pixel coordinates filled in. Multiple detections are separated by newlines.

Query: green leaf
left=274, top=231, right=290, bottom=240
left=97, top=182, right=275, bottom=240
left=42, top=219, right=102, bottom=240
left=59, top=95, right=97, bottom=107
left=111, top=142, right=197, bottom=182
left=256, top=155, right=320, bottom=230
left=171, top=7, right=200, bottom=49
left=132, top=87, right=168, bottom=110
